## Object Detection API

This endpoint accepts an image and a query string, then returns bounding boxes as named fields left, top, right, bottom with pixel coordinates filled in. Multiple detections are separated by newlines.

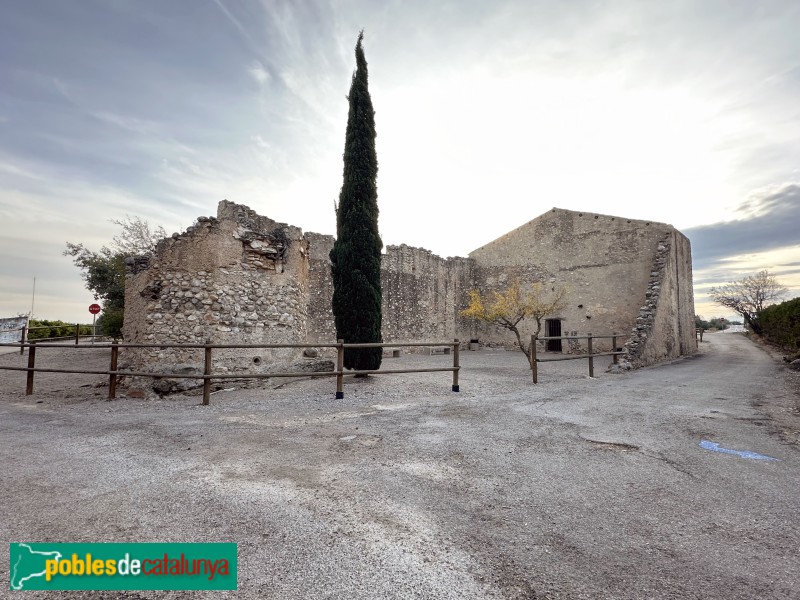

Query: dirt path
left=1, top=334, right=798, bottom=599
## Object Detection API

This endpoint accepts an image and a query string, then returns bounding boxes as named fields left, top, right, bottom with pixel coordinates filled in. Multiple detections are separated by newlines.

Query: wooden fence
left=6, top=325, right=99, bottom=353
left=0, top=339, right=461, bottom=404
left=530, top=333, right=623, bottom=384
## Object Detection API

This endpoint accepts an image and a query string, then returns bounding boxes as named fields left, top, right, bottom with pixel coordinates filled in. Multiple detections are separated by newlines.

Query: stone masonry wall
left=305, top=232, right=336, bottom=346
left=468, top=209, right=694, bottom=356
left=381, top=245, right=474, bottom=345
left=306, top=238, right=474, bottom=348
left=124, top=201, right=695, bottom=392
left=123, top=201, right=310, bottom=391
left=623, top=230, right=695, bottom=367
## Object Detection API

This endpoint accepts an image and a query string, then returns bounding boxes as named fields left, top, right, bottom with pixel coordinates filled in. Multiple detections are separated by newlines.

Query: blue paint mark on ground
left=699, top=440, right=779, bottom=461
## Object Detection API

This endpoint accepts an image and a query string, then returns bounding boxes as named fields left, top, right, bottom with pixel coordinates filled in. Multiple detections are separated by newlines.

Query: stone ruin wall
left=383, top=246, right=475, bottom=345
left=123, top=201, right=312, bottom=391
left=306, top=236, right=475, bottom=349
left=305, top=232, right=337, bottom=346
left=124, top=201, right=695, bottom=389
left=124, top=201, right=478, bottom=388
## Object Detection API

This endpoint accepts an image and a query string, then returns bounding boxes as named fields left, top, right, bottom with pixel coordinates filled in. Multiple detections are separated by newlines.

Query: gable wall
left=468, top=209, right=680, bottom=352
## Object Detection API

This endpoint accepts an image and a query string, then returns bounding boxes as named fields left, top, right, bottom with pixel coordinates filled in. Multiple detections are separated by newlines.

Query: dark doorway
left=545, top=319, right=562, bottom=352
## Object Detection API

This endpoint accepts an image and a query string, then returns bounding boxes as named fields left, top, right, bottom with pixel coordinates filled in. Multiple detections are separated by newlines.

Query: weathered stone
left=607, top=361, right=632, bottom=374
left=289, top=359, right=335, bottom=373
left=123, top=202, right=694, bottom=393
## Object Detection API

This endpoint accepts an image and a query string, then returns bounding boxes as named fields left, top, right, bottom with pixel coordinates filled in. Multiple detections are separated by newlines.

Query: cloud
left=686, top=183, right=800, bottom=270
left=2, top=0, right=800, bottom=322
left=687, top=184, right=800, bottom=317
left=248, top=61, right=270, bottom=85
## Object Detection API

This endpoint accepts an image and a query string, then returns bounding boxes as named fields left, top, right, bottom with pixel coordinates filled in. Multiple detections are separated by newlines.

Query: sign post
left=89, top=304, right=102, bottom=344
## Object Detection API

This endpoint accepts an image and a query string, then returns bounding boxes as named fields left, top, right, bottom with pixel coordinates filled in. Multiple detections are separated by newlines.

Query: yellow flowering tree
left=461, top=278, right=568, bottom=362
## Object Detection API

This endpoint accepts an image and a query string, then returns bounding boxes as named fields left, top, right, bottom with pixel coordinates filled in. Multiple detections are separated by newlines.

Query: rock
left=789, top=359, right=800, bottom=371
left=607, top=361, right=632, bottom=374
left=290, top=360, right=335, bottom=373
left=152, top=379, right=172, bottom=393
left=124, top=256, right=151, bottom=275
left=147, top=365, right=204, bottom=395
left=303, top=348, right=319, bottom=358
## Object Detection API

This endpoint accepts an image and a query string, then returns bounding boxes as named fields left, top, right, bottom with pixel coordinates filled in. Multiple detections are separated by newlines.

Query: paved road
left=1, top=333, right=797, bottom=599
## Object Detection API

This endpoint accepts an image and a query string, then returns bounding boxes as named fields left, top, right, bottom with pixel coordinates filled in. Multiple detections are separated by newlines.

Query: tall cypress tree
left=330, top=31, right=383, bottom=371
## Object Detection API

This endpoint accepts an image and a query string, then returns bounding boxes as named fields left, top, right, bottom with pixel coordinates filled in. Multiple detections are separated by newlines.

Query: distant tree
left=65, top=216, right=166, bottom=338
left=461, top=278, right=568, bottom=363
left=695, top=315, right=731, bottom=331
left=329, top=31, right=383, bottom=372
left=707, top=317, right=728, bottom=331
left=709, top=270, right=787, bottom=334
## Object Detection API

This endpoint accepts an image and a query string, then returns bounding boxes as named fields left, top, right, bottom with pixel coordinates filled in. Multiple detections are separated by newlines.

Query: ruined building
left=123, top=201, right=695, bottom=385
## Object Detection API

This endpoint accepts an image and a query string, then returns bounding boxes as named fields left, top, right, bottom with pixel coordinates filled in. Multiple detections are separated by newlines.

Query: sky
left=1, top=0, right=799, bottom=324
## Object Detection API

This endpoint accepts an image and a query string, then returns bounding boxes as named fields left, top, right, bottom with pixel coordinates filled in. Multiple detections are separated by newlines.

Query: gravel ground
left=1, top=334, right=798, bottom=599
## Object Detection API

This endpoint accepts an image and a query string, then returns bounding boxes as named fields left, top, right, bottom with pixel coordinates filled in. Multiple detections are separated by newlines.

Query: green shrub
left=755, top=297, right=800, bottom=351
left=27, top=320, right=92, bottom=341
left=97, top=308, right=124, bottom=339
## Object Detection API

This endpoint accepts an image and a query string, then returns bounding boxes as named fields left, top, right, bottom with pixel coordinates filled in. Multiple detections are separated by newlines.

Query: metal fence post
left=612, top=333, right=618, bottom=365
left=531, top=334, right=538, bottom=384
left=26, top=342, right=36, bottom=395
left=452, top=338, right=460, bottom=392
left=202, top=340, right=212, bottom=405
left=587, top=333, right=594, bottom=378
left=335, top=339, right=344, bottom=399
left=108, top=340, right=119, bottom=400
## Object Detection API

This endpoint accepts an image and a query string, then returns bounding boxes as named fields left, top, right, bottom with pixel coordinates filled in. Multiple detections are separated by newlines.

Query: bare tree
left=109, top=215, right=167, bottom=256
left=709, top=270, right=787, bottom=334
left=461, top=278, right=568, bottom=363
left=64, top=216, right=167, bottom=338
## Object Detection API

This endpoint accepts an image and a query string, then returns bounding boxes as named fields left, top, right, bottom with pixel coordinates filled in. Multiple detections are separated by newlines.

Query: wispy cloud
left=1, top=0, right=800, bottom=321
left=248, top=61, right=270, bottom=85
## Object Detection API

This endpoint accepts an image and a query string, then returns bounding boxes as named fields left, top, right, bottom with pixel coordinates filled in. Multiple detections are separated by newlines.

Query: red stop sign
left=89, top=303, right=102, bottom=315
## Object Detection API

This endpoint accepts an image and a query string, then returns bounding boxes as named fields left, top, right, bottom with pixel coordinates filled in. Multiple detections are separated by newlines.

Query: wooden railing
left=4, top=325, right=100, bottom=354
left=0, top=339, right=461, bottom=404
left=530, top=333, right=623, bottom=384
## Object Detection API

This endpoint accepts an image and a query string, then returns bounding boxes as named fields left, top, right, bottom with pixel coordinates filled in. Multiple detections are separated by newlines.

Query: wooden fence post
left=75, top=324, right=80, bottom=345
left=587, top=333, right=594, bottom=378
left=26, top=342, right=36, bottom=395
left=202, top=340, right=212, bottom=405
left=531, top=334, right=538, bottom=384
left=108, top=340, right=119, bottom=400
left=612, top=333, right=618, bottom=365
left=20, top=325, right=26, bottom=355
left=452, top=338, right=460, bottom=392
left=335, top=339, right=344, bottom=399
